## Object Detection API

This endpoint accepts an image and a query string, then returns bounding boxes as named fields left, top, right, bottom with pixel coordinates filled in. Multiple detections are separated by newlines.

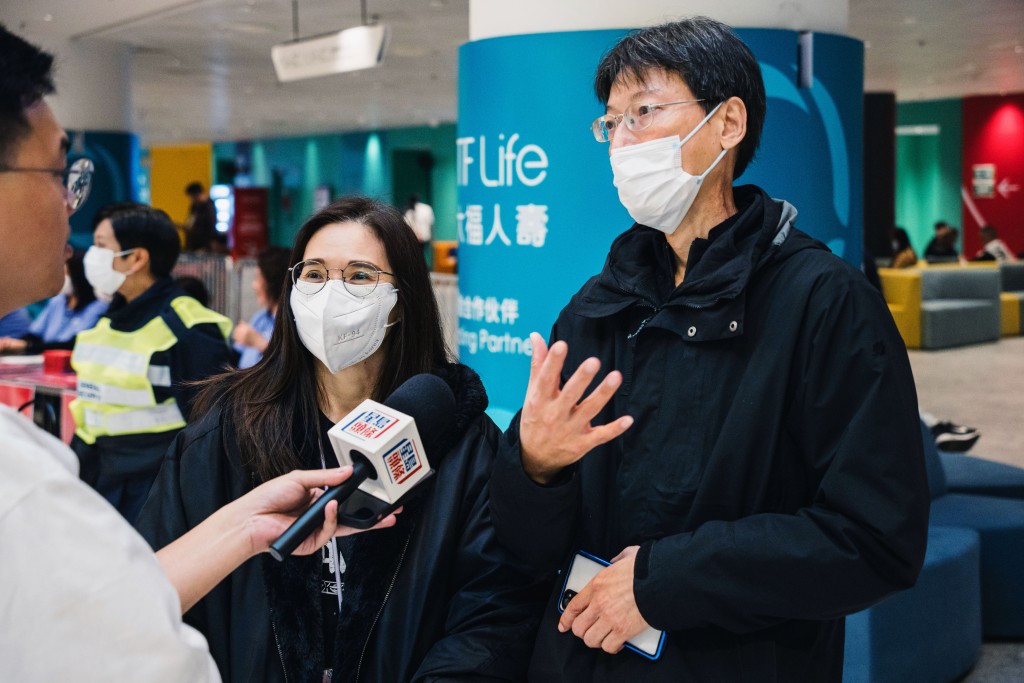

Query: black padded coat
left=490, top=185, right=930, bottom=682
left=137, top=364, right=545, bottom=682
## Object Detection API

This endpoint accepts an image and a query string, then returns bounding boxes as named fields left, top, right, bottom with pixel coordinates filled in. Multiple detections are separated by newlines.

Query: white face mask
left=610, top=101, right=727, bottom=234
left=290, top=280, right=399, bottom=374
left=83, top=246, right=134, bottom=297
left=61, top=275, right=74, bottom=297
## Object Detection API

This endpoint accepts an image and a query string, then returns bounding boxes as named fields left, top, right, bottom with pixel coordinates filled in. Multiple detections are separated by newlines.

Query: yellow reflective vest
left=70, top=295, right=232, bottom=444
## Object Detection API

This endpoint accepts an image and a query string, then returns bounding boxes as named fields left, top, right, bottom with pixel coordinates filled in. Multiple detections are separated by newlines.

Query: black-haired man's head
left=594, top=17, right=766, bottom=178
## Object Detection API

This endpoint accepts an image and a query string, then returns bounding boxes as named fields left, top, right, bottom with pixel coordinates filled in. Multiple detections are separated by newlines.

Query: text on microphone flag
left=384, top=439, right=423, bottom=485
left=342, top=409, right=401, bottom=441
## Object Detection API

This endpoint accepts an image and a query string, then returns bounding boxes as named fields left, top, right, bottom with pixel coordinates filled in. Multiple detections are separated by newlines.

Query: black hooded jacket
left=489, top=186, right=930, bottom=681
left=136, top=363, right=545, bottom=682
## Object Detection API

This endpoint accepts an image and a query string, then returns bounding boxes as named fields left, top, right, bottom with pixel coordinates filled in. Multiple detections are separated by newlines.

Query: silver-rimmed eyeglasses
left=290, top=259, right=394, bottom=297
left=0, top=157, right=94, bottom=211
left=592, top=99, right=705, bottom=142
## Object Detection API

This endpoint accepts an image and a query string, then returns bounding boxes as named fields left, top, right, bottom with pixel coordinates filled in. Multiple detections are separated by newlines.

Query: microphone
left=269, top=373, right=455, bottom=561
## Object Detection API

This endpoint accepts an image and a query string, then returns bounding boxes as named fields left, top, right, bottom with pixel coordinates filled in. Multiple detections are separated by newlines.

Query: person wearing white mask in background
left=135, top=196, right=545, bottom=683
left=0, top=249, right=108, bottom=354
left=70, top=202, right=234, bottom=524
left=488, top=17, right=929, bottom=682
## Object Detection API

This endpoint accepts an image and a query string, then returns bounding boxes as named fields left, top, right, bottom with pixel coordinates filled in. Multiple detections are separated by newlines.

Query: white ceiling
left=4, top=0, right=1022, bottom=145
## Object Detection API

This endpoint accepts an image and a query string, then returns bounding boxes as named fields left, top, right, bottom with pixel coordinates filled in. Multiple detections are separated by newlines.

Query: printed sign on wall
left=973, top=164, right=996, bottom=198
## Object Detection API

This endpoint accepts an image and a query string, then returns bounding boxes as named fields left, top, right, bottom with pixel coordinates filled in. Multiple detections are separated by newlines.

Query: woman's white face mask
left=83, top=246, right=135, bottom=297
left=290, top=280, right=399, bottom=374
left=610, top=101, right=726, bottom=234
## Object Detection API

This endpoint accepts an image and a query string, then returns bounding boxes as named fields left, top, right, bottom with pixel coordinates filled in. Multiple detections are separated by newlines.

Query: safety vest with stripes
left=70, top=296, right=232, bottom=444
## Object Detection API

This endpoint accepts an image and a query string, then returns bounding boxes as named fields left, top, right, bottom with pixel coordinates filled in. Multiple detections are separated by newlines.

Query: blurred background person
left=0, top=307, right=30, bottom=340
left=173, top=275, right=210, bottom=307
left=0, top=249, right=108, bottom=354
left=232, top=246, right=290, bottom=369
left=973, top=224, right=1018, bottom=263
left=404, top=193, right=434, bottom=267
left=71, top=202, right=234, bottom=523
left=923, top=221, right=961, bottom=264
left=184, top=181, right=216, bottom=252
left=891, top=226, right=919, bottom=268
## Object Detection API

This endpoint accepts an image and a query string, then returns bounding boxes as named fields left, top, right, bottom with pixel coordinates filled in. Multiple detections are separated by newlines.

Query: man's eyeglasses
left=0, top=157, right=94, bottom=211
left=592, top=99, right=705, bottom=143
left=290, top=259, right=394, bottom=297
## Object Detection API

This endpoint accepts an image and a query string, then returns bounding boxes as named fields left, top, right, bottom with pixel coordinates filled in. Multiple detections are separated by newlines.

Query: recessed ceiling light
left=43, top=14, right=53, bottom=22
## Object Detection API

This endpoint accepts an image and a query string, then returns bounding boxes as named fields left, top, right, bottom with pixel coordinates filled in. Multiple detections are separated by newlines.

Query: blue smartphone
left=557, top=551, right=666, bottom=661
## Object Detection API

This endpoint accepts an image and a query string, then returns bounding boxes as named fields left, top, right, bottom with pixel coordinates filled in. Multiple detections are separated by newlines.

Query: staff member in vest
left=71, top=202, right=234, bottom=523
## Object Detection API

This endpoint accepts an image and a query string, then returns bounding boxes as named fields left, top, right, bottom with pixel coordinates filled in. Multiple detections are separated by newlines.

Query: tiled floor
left=908, top=336, right=1024, bottom=682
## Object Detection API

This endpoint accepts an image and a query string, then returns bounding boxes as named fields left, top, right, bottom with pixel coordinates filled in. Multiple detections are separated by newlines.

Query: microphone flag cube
left=327, top=398, right=433, bottom=503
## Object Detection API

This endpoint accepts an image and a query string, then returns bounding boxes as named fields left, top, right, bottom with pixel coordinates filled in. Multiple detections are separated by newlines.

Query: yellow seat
left=1001, top=293, right=1022, bottom=337
left=878, top=268, right=922, bottom=349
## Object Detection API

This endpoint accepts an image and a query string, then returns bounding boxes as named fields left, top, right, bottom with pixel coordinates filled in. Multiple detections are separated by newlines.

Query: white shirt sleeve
left=0, top=406, right=220, bottom=683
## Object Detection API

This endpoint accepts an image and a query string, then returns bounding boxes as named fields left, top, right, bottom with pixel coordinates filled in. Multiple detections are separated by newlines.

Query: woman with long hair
left=136, top=196, right=542, bottom=682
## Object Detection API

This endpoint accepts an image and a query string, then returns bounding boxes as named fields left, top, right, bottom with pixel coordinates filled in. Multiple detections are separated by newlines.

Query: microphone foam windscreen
left=382, top=373, right=456, bottom=453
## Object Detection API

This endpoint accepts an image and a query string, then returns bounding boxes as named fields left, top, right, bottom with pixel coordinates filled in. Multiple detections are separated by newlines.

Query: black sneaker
left=931, top=421, right=981, bottom=452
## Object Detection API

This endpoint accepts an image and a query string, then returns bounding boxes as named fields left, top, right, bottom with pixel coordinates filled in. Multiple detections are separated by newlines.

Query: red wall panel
left=961, top=94, right=1024, bottom=258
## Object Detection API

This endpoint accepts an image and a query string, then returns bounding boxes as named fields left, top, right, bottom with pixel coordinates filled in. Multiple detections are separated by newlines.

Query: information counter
left=0, top=356, right=77, bottom=444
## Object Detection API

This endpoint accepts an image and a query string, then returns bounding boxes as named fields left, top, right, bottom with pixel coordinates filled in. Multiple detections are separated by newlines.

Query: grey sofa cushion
left=922, top=301, right=1000, bottom=348
left=1001, top=263, right=1024, bottom=292
left=921, top=268, right=1001, bottom=301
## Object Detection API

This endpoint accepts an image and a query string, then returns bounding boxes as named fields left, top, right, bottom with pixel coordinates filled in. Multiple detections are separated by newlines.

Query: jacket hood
left=431, top=362, right=488, bottom=458
left=574, top=185, right=825, bottom=342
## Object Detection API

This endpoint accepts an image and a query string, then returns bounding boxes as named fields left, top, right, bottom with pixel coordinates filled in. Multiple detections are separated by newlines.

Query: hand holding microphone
left=269, top=374, right=455, bottom=561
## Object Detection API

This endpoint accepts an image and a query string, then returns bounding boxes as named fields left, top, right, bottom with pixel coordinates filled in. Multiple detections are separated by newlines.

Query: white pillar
left=469, top=0, right=848, bottom=40
left=38, top=38, right=133, bottom=132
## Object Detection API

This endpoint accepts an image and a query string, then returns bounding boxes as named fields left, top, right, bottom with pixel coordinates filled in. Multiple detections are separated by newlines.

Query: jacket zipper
left=270, top=605, right=290, bottom=683
left=626, top=303, right=658, bottom=339
left=355, top=529, right=415, bottom=683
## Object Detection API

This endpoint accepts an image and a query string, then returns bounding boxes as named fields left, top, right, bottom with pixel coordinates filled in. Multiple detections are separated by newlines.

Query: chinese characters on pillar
left=457, top=203, right=549, bottom=247
left=456, top=134, right=550, bottom=249
left=456, top=293, right=530, bottom=356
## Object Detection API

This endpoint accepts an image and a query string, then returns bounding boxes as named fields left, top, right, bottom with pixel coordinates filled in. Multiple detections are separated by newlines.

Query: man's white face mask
left=610, top=101, right=726, bottom=234
left=290, top=280, right=399, bottom=374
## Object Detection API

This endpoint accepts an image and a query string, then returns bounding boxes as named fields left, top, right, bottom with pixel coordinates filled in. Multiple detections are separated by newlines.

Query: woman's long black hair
left=192, top=196, right=450, bottom=482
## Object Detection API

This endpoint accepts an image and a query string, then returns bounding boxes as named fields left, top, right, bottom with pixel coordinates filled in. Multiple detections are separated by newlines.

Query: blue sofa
left=939, top=450, right=1024, bottom=500
left=843, top=526, right=981, bottom=683
left=844, top=420, right=1024, bottom=681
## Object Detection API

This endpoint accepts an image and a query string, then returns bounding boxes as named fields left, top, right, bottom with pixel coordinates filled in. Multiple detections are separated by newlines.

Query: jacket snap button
left=687, top=326, right=697, bottom=337
left=729, top=321, right=738, bottom=332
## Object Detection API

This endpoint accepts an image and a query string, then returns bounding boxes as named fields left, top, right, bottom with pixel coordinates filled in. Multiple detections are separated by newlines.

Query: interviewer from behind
left=0, top=24, right=394, bottom=682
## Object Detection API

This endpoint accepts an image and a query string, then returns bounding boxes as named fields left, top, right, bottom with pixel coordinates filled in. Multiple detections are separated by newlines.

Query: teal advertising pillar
left=457, top=1, right=862, bottom=426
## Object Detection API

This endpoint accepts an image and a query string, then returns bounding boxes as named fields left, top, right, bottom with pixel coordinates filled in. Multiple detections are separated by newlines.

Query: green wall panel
left=896, top=99, right=962, bottom=253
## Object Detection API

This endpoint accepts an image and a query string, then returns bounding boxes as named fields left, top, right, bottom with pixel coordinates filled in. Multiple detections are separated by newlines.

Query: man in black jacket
left=489, top=17, right=930, bottom=682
